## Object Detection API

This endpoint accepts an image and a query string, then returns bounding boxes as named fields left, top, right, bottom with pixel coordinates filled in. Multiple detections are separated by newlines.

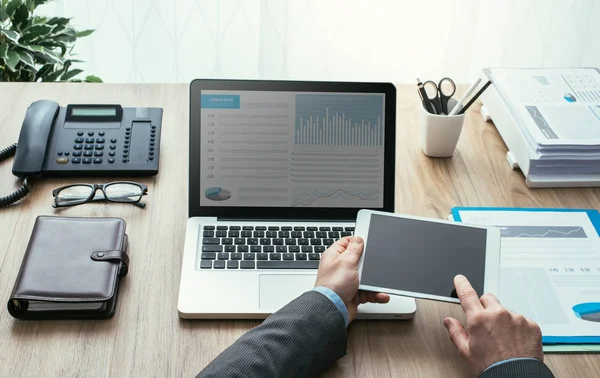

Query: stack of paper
left=482, top=67, right=600, bottom=187
left=451, top=207, right=600, bottom=352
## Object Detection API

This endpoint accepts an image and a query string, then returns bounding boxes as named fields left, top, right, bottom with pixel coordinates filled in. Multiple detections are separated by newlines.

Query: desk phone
left=12, top=100, right=163, bottom=177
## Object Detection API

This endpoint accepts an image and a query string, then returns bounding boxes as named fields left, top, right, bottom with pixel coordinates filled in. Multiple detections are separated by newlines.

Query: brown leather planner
left=7, top=216, right=129, bottom=320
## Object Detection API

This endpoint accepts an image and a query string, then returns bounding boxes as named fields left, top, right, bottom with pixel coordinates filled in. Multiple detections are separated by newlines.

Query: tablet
left=356, top=210, right=501, bottom=303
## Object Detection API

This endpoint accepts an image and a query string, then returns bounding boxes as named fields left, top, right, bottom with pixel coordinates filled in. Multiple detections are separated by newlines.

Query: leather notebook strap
left=91, top=250, right=130, bottom=277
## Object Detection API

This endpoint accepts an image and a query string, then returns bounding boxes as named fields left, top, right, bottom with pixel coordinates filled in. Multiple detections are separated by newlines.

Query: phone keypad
left=66, top=133, right=113, bottom=165
left=58, top=129, right=157, bottom=166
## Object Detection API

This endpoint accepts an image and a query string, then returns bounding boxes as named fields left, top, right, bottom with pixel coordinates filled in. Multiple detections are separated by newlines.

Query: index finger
left=321, top=237, right=352, bottom=261
left=454, top=275, right=483, bottom=316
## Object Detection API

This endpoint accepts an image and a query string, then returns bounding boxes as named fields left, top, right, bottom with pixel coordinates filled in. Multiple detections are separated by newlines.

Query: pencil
left=457, top=80, right=492, bottom=115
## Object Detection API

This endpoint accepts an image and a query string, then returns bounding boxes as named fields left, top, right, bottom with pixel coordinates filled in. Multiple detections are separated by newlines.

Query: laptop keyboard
left=199, top=225, right=354, bottom=270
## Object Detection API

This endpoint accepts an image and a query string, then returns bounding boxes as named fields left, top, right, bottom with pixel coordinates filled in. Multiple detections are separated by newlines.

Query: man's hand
left=315, top=236, right=390, bottom=322
left=444, top=275, right=543, bottom=375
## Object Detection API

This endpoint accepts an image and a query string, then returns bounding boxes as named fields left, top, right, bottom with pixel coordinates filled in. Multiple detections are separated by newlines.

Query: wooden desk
left=1, top=84, right=598, bottom=378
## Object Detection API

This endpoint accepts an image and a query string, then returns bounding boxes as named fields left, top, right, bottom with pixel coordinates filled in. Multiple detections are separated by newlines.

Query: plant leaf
left=34, top=63, right=53, bottom=81
left=46, top=16, right=71, bottom=26
left=6, top=0, right=21, bottom=17
left=75, top=29, right=94, bottom=38
left=0, top=43, right=8, bottom=59
left=85, top=75, right=102, bottom=83
left=16, top=48, right=35, bottom=68
left=5, top=48, right=19, bottom=71
left=43, top=67, right=66, bottom=82
left=31, top=15, right=48, bottom=25
left=1, top=29, right=20, bottom=44
left=21, top=44, right=45, bottom=53
left=33, top=49, right=62, bottom=64
left=21, top=24, right=55, bottom=42
left=37, top=41, right=67, bottom=56
left=62, top=27, right=76, bottom=37
left=13, top=4, right=29, bottom=30
left=60, top=68, right=82, bottom=81
left=62, top=59, right=71, bottom=71
left=47, top=18, right=71, bottom=34
left=0, top=4, right=8, bottom=22
left=53, top=33, right=76, bottom=44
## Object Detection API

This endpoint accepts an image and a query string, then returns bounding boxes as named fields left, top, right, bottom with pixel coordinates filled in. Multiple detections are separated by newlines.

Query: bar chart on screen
left=295, top=94, right=384, bottom=146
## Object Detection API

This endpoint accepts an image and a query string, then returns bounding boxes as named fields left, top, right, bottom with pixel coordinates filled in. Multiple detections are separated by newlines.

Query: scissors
left=423, top=77, right=456, bottom=115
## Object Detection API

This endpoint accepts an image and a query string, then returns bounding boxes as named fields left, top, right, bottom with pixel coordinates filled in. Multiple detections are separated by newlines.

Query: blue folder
left=450, top=207, right=600, bottom=346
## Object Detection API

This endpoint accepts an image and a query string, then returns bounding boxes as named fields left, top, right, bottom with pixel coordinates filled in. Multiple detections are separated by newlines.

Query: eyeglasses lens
left=56, top=185, right=94, bottom=206
left=104, top=183, right=143, bottom=203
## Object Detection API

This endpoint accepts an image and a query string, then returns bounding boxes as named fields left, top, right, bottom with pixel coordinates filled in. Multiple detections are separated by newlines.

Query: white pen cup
left=419, top=98, right=465, bottom=158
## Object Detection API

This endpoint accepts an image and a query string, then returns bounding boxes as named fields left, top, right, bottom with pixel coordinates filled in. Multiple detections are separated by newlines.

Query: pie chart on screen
left=205, top=187, right=232, bottom=201
left=573, top=303, right=600, bottom=322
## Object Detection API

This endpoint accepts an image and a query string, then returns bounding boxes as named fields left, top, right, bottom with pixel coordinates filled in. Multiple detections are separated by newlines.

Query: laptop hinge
left=217, top=217, right=355, bottom=222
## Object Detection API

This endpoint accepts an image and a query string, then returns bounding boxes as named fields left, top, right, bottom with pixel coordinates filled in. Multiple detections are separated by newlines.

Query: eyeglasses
left=52, top=182, right=148, bottom=208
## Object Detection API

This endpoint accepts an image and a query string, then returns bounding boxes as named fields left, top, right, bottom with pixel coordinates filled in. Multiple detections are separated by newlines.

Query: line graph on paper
left=500, top=226, right=588, bottom=239
left=292, top=189, right=380, bottom=207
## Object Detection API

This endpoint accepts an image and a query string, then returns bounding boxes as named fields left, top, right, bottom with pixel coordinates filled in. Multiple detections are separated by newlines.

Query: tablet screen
left=361, top=214, right=488, bottom=297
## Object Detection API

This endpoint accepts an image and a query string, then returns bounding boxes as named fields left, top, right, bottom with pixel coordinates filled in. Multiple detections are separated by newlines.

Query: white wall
left=40, top=0, right=600, bottom=83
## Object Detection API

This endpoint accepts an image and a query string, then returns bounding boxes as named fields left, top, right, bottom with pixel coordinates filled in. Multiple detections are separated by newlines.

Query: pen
left=416, top=78, right=435, bottom=114
left=457, top=80, right=492, bottom=115
left=448, top=78, right=482, bottom=115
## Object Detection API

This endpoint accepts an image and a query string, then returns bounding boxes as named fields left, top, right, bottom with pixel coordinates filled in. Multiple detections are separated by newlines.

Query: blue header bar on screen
left=201, top=94, right=240, bottom=109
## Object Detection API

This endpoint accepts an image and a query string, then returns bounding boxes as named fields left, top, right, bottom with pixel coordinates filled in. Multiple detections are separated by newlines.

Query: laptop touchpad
left=259, top=274, right=317, bottom=310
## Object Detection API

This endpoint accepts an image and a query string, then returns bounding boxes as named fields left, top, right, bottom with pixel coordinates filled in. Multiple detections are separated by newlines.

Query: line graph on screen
left=293, top=189, right=380, bottom=207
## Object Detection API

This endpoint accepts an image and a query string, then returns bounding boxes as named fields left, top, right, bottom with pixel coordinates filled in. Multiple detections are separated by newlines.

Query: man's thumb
left=344, top=236, right=364, bottom=264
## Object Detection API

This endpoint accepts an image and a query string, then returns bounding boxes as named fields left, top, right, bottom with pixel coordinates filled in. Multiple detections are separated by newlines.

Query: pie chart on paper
left=205, top=187, right=232, bottom=201
left=572, top=303, right=600, bottom=322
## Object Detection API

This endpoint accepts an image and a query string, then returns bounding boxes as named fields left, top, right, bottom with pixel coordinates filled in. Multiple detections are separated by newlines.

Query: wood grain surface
left=0, top=83, right=599, bottom=378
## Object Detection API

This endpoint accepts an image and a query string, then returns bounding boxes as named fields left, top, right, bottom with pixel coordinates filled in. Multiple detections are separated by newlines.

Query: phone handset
left=12, top=100, right=60, bottom=177
left=1, top=100, right=59, bottom=208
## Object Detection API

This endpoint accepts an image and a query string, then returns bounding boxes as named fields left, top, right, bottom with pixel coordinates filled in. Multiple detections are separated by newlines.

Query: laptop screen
left=199, top=90, right=385, bottom=208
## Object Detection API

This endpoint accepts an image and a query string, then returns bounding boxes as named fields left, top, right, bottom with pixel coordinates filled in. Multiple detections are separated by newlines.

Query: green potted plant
left=0, top=0, right=101, bottom=82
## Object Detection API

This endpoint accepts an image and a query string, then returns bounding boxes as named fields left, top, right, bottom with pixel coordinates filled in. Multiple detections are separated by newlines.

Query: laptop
left=178, top=79, right=417, bottom=319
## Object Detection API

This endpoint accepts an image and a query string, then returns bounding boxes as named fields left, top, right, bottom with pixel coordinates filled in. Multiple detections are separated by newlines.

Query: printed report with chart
left=487, top=67, right=600, bottom=148
left=451, top=208, right=600, bottom=342
left=199, top=91, right=385, bottom=208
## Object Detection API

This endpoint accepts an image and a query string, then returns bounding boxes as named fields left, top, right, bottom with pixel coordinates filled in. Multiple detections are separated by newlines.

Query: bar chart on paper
left=295, top=94, right=384, bottom=146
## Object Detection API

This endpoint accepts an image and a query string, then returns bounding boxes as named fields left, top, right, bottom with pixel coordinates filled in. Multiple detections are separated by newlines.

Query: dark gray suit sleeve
left=479, top=359, right=555, bottom=378
left=197, top=290, right=347, bottom=378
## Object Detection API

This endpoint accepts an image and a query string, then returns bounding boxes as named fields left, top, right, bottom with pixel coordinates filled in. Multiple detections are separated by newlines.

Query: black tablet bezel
left=189, top=79, right=396, bottom=219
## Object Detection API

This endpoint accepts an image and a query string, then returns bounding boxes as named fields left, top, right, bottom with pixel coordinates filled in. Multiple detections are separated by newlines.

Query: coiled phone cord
left=0, top=144, right=30, bottom=208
